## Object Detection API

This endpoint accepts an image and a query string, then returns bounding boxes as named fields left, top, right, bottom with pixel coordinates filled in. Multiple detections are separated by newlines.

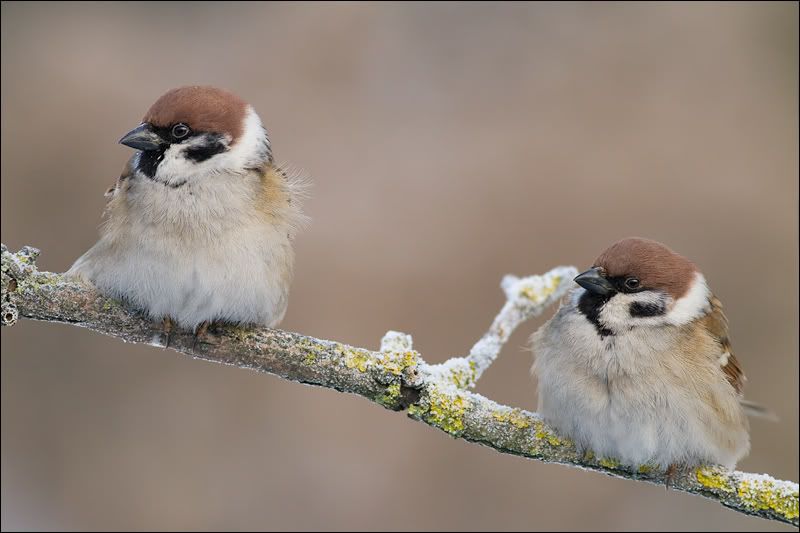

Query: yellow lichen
left=379, top=350, right=418, bottom=376
left=583, top=450, right=595, bottom=462
left=737, top=478, right=799, bottom=521
left=637, top=464, right=656, bottom=475
left=295, top=339, right=321, bottom=366
left=449, top=360, right=478, bottom=389
left=598, top=457, right=620, bottom=469
left=519, top=275, right=561, bottom=304
left=533, top=420, right=565, bottom=447
left=420, top=388, right=469, bottom=435
left=99, top=298, right=123, bottom=312
left=695, top=466, right=734, bottom=493
left=24, top=272, right=61, bottom=293
left=492, top=408, right=530, bottom=429
left=407, top=404, right=424, bottom=418
left=342, top=347, right=370, bottom=373
left=296, top=338, right=320, bottom=356
left=228, top=325, right=256, bottom=342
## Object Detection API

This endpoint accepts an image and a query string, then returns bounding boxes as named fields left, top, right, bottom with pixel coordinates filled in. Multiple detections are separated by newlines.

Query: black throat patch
left=136, top=148, right=166, bottom=180
left=135, top=150, right=187, bottom=189
left=578, top=291, right=615, bottom=338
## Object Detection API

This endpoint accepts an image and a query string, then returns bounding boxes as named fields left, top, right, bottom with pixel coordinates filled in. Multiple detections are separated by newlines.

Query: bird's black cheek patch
left=629, top=301, right=666, bottom=318
left=184, top=135, right=228, bottom=163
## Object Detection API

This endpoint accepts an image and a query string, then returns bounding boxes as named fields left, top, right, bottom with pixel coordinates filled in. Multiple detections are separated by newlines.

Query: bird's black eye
left=624, top=277, right=641, bottom=291
left=171, top=123, right=190, bottom=140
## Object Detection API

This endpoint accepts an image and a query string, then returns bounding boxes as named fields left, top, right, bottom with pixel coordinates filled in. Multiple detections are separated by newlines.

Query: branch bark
left=2, top=243, right=797, bottom=526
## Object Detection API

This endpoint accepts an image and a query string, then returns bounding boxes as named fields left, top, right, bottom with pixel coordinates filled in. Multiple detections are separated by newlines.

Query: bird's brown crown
left=593, top=237, right=697, bottom=298
left=143, top=86, right=248, bottom=143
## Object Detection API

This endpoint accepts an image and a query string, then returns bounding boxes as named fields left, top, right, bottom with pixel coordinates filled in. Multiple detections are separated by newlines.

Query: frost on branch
left=425, top=266, right=578, bottom=390
left=1, top=244, right=797, bottom=526
left=380, top=330, right=414, bottom=353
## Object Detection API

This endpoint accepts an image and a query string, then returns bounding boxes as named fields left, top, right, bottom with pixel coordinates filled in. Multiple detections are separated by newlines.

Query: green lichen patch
left=2, top=247, right=41, bottom=281
left=737, top=476, right=799, bottom=521
left=379, top=383, right=402, bottom=408
left=695, top=466, right=734, bottom=493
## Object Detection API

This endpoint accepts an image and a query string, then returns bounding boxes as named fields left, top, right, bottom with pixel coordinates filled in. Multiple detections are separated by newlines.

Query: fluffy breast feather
left=68, top=159, right=309, bottom=329
left=530, top=288, right=750, bottom=468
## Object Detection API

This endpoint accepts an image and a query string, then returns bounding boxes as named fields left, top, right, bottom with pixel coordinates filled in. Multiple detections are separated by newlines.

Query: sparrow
left=530, top=237, right=767, bottom=472
left=68, top=86, right=307, bottom=340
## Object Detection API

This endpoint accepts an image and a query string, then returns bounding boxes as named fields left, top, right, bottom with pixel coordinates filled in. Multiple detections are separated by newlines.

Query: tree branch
left=2, top=243, right=797, bottom=526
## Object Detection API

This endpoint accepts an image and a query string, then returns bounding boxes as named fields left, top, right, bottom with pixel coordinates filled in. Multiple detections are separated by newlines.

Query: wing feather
left=700, top=295, right=746, bottom=394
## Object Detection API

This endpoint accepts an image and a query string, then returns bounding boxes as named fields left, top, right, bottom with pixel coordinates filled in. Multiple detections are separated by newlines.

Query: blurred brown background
left=1, top=2, right=797, bottom=531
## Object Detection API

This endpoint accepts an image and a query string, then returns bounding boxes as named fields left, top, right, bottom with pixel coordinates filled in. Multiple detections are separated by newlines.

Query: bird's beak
left=119, top=123, right=163, bottom=151
left=574, top=267, right=616, bottom=296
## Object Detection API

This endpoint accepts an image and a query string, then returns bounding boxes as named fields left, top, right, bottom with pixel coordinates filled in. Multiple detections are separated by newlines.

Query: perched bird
left=68, top=86, right=307, bottom=341
left=531, top=237, right=766, bottom=472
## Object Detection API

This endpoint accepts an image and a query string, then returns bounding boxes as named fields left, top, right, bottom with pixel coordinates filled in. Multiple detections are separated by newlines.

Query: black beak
left=574, top=267, right=616, bottom=296
left=119, top=123, right=163, bottom=151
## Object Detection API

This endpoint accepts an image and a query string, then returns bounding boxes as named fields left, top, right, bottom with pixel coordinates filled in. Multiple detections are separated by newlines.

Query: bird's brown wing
left=700, top=294, right=746, bottom=394
left=255, top=163, right=310, bottom=239
left=700, top=295, right=777, bottom=419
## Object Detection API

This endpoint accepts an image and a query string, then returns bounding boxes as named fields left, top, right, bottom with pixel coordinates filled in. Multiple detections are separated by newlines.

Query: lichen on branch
left=2, top=243, right=797, bottom=526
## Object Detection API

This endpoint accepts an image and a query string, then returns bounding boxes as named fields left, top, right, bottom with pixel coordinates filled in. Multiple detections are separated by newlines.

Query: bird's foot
left=665, top=463, right=689, bottom=490
left=161, top=316, right=174, bottom=349
left=192, top=321, right=220, bottom=350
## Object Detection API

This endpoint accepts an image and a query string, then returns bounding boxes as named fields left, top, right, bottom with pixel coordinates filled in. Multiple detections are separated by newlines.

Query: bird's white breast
left=531, top=289, right=747, bottom=468
left=70, top=170, right=293, bottom=329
